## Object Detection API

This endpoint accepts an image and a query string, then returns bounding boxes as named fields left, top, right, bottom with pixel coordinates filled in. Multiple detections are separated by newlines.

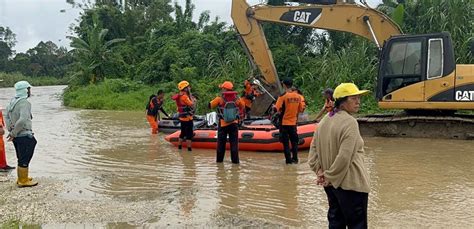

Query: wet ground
left=0, top=86, right=473, bottom=228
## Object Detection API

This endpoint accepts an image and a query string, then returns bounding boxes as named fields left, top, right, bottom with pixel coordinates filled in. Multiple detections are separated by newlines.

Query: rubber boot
left=17, top=167, right=38, bottom=188
left=16, top=176, right=33, bottom=184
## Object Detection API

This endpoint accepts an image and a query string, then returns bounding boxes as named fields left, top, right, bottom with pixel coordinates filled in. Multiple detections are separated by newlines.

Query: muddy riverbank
left=0, top=176, right=279, bottom=227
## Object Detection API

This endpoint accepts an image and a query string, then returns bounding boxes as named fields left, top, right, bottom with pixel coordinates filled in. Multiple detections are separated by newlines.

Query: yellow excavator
left=231, top=0, right=474, bottom=118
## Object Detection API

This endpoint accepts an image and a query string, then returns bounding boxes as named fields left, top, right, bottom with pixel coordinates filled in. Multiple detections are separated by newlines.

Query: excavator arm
left=232, top=0, right=401, bottom=116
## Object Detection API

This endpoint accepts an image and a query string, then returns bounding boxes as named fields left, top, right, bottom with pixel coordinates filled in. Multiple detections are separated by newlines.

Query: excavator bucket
left=249, top=78, right=279, bottom=116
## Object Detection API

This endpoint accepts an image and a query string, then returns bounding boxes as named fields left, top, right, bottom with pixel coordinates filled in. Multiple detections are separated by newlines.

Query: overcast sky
left=0, top=0, right=381, bottom=53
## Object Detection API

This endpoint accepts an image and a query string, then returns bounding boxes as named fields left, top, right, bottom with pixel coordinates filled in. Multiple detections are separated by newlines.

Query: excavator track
left=357, top=113, right=474, bottom=140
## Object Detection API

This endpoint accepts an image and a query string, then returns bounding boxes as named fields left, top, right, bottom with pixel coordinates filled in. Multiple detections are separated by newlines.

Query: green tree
left=175, top=0, right=197, bottom=32
left=0, top=26, right=16, bottom=48
left=25, top=41, right=72, bottom=77
left=68, top=13, right=125, bottom=84
left=8, top=53, right=32, bottom=75
left=378, top=0, right=473, bottom=64
left=377, top=0, right=405, bottom=24
left=0, top=26, right=17, bottom=71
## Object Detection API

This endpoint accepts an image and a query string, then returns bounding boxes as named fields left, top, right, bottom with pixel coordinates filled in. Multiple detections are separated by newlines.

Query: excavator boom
left=232, top=0, right=401, bottom=115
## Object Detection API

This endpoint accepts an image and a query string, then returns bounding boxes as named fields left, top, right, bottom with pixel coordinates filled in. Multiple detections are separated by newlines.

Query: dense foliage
left=378, top=0, right=473, bottom=64
left=3, top=0, right=474, bottom=114
left=0, top=72, right=69, bottom=88
left=0, top=26, right=73, bottom=80
left=65, top=0, right=252, bottom=113
left=63, top=0, right=472, bottom=113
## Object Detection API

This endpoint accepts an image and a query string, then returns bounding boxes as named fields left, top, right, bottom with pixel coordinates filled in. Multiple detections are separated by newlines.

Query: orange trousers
left=146, top=115, right=159, bottom=134
left=0, top=137, right=7, bottom=167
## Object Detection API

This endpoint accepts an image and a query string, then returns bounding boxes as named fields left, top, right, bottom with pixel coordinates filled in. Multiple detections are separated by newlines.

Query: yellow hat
left=333, top=83, right=369, bottom=99
left=178, top=80, right=190, bottom=91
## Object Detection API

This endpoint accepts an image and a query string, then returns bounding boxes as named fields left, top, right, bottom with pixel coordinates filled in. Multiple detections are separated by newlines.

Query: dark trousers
left=324, top=187, right=368, bottom=229
left=179, top=120, right=194, bottom=140
left=244, top=107, right=251, bottom=118
left=13, top=135, right=37, bottom=168
left=279, top=125, right=299, bottom=162
left=216, top=123, right=239, bottom=164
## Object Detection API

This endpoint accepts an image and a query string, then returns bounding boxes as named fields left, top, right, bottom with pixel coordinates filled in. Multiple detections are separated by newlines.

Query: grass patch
left=63, top=79, right=156, bottom=110
left=0, top=72, right=69, bottom=88
left=63, top=78, right=227, bottom=113
left=0, top=220, right=19, bottom=229
left=0, top=220, right=41, bottom=229
left=63, top=78, right=384, bottom=115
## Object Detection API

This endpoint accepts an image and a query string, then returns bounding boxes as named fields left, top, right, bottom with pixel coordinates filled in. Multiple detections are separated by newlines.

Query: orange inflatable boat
left=165, top=122, right=317, bottom=152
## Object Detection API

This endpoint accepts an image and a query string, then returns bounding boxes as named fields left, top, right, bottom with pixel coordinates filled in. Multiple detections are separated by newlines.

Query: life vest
left=146, top=96, right=163, bottom=116
left=218, top=91, right=239, bottom=123
left=172, top=93, right=194, bottom=118
left=242, top=86, right=256, bottom=100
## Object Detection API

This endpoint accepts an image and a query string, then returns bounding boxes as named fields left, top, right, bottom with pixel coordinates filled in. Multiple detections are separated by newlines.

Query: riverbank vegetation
left=3, top=0, right=473, bottom=114
left=63, top=79, right=167, bottom=110
left=0, top=72, right=69, bottom=88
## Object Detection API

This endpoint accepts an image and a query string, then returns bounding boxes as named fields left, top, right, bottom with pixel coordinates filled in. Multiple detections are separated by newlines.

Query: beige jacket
left=308, top=110, right=370, bottom=193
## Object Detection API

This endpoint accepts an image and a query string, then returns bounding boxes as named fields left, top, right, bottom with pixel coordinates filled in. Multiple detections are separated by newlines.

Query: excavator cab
left=376, top=32, right=463, bottom=110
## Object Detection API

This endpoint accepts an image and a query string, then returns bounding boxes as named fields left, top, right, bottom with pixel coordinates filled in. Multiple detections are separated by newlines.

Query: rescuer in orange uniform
left=240, top=80, right=261, bottom=119
left=146, top=90, right=169, bottom=134
left=209, top=81, right=245, bottom=164
left=172, top=81, right=196, bottom=151
left=274, top=79, right=305, bottom=164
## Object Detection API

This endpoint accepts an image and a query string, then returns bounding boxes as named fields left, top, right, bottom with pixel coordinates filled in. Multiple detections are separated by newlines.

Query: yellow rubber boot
left=16, top=176, right=33, bottom=184
left=17, top=167, right=38, bottom=188
left=16, top=168, right=33, bottom=184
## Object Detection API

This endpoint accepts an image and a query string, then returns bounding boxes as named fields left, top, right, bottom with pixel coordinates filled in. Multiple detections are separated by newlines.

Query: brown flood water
left=1, top=86, right=474, bottom=227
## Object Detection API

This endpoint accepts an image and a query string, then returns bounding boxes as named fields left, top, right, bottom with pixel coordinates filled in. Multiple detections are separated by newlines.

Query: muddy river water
left=0, top=86, right=473, bottom=228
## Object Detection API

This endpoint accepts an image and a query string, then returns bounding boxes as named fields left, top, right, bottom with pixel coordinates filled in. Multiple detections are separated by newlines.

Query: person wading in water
left=172, top=81, right=196, bottom=151
left=146, top=90, right=170, bottom=134
left=209, top=81, right=245, bottom=164
left=274, top=78, right=305, bottom=164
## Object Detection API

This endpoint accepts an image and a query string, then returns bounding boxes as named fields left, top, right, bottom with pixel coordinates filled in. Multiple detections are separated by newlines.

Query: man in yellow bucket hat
left=308, top=82, right=370, bottom=228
